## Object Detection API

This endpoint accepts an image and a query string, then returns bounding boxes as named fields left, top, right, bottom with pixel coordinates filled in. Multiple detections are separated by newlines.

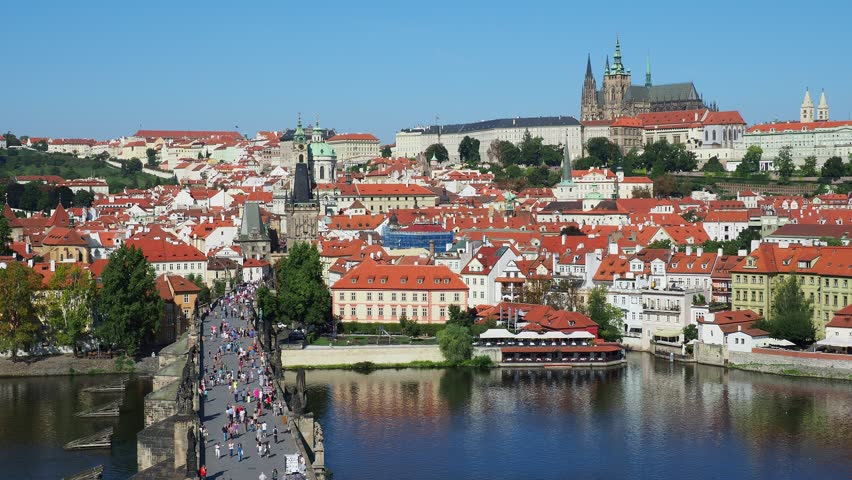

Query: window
left=338, top=292, right=344, bottom=301
left=378, top=307, right=384, bottom=317
left=440, top=293, right=446, bottom=302
left=366, top=292, right=372, bottom=301
left=378, top=293, right=384, bottom=301
left=183, top=294, right=189, bottom=303
left=350, top=292, right=356, bottom=301
left=350, top=307, right=356, bottom=317
left=454, top=293, right=460, bottom=302
left=422, top=308, right=427, bottom=317
left=422, top=293, right=427, bottom=301
left=391, top=292, right=397, bottom=301
left=339, top=307, right=344, bottom=317
left=401, top=293, right=407, bottom=301
left=366, top=307, right=372, bottom=317
left=758, top=291, right=763, bottom=302
left=391, top=307, right=397, bottom=317
left=440, top=307, right=446, bottom=318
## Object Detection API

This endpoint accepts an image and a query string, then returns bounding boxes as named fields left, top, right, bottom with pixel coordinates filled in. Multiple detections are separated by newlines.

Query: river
left=304, top=353, right=852, bottom=480
left=0, top=374, right=149, bottom=480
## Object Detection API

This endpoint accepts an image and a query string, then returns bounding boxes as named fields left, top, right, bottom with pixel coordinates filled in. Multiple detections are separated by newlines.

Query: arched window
left=319, top=165, right=325, bottom=180
left=298, top=154, right=304, bottom=163
left=723, top=129, right=727, bottom=142
left=704, top=131, right=708, bottom=141
left=712, top=130, right=716, bottom=141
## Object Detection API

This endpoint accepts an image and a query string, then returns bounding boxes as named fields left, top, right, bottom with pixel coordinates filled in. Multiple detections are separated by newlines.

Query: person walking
left=237, top=443, right=243, bottom=462
left=271, top=468, right=278, bottom=480
left=261, top=420, right=268, bottom=438
left=214, top=442, right=220, bottom=459
left=199, top=464, right=207, bottom=480
left=273, top=426, right=278, bottom=444
left=228, top=441, right=234, bottom=458
left=258, top=472, right=267, bottom=480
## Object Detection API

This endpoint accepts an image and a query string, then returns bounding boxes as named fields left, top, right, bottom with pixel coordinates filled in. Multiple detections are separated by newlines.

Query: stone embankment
left=281, top=344, right=444, bottom=367
left=695, top=343, right=852, bottom=380
left=0, top=354, right=156, bottom=378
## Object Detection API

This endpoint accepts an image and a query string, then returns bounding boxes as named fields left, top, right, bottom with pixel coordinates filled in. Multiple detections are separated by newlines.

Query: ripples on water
left=0, top=374, right=149, bottom=480
left=304, top=354, right=852, bottom=480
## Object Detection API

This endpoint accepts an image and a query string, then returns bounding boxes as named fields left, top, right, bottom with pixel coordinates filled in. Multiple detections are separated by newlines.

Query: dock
left=63, top=427, right=113, bottom=450
left=81, top=381, right=126, bottom=393
left=63, top=465, right=104, bottom=480
left=75, top=400, right=121, bottom=418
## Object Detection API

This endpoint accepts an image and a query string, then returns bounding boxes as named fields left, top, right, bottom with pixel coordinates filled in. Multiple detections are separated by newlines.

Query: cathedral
left=581, top=38, right=709, bottom=121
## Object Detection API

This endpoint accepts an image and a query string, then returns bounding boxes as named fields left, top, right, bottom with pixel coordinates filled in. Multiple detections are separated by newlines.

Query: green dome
left=310, top=142, right=336, bottom=158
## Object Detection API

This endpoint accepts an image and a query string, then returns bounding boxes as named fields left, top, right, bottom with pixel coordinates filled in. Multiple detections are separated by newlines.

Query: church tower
left=800, top=88, right=814, bottom=123
left=293, top=113, right=309, bottom=166
left=309, top=116, right=338, bottom=183
left=581, top=54, right=600, bottom=121
left=817, top=90, right=829, bottom=121
left=602, top=36, right=632, bottom=120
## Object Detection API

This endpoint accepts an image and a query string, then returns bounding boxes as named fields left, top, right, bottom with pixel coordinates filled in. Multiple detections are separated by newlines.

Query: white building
left=737, top=119, right=852, bottom=165
left=395, top=116, right=584, bottom=163
left=327, top=133, right=380, bottom=163
left=461, top=244, right=519, bottom=307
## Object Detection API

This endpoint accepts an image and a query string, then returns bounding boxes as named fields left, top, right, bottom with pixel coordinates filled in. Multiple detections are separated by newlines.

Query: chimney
left=737, top=324, right=742, bottom=331
left=367, top=233, right=373, bottom=245
left=429, top=240, right=435, bottom=256
left=561, top=234, right=566, bottom=246
left=697, top=246, right=703, bottom=256
left=718, top=248, right=723, bottom=256
left=27, top=259, right=33, bottom=268
left=685, top=246, right=693, bottom=256
left=50, top=260, right=56, bottom=272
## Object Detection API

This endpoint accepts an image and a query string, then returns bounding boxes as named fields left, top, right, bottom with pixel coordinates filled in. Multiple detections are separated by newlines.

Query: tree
left=560, top=225, right=584, bottom=236
left=496, top=140, right=521, bottom=166
left=0, top=263, right=44, bottom=360
left=653, top=173, right=680, bottom=198
left=399, top=313, right=421, bottom=338
left=145, top=148, right=158, bottom=168
left=800, top=156, right=818, bottom=177
left=647, top=239, right=673, bottom=250
left=126, top=158, right=143, bottom=174
left=821, top=156, right=845, bottom=180
left=213, top=279, right=226, bottom=299
left=436, top=323, right=473, bottom=363
left=683, top=324, right=698, bottom=342
left=73, top=189, right=95, bottom=208
left=586, top=137, right=622, bottom=167
left=631, top=187, right=652, bottom=198
left=701, top=156, right=725, bottom=173
left=45, top=264, right=97, bottom=356
left=33, top=140, right=49, bottom=152
left=572, top=156, right=603, bottom=170
left=640, top=139, right=697, bottom=176
left=458, top=136, right=481, bottom=167
left=96, top=245, right=162, bottom=355
left=682, top=210, right=702, bottom=223
left=424, top=143, right=449, bottom=163
left=380, top=145, right=392, bottom=158
left=736, top=146, right=762, bottom=175
left=186, top=274, right=211, bottom=305
left=774, top=146, right=795, bottom=182
left=766, top=275, right=815, bottom=347
left=272, top=242, right=332, bottom=332
left=585, top=286, right=623, bottom=342
left=0, top=217, right=12, bottom=255
left=447, top=304, right=474, bottom=328
left=518, top=278, right=551, bottom=305
left=2, top=133, right=22, bottom=147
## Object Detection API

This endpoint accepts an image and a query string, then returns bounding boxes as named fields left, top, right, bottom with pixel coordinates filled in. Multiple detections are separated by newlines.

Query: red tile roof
left=327, top=133, right=379, bottom=142
left=331, top=260, right=466, bottom=291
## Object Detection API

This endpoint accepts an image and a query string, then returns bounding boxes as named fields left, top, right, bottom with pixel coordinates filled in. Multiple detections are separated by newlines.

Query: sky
left=3, top=0, right=851, bottom=144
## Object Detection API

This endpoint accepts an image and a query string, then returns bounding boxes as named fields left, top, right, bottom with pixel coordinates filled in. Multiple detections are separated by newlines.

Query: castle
left=581, top=38, right=708, bottom=121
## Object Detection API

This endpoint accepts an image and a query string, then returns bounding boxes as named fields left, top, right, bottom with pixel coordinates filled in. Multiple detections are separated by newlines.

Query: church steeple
left=294, top=113, right=306, bottom=144
left=611, top=36, right=625, bottom=74
left=312, top=114, right=323, bottom=142
left=800, top=88, right=814, bottom=123
left=645, top=56, right=652, bottom=87
left=585, top=53, right=593, bottom=78
left=561, top=135, right=572, bottom=184
left=604, top=55, right=610, bottom=76
left=817, top=90, right=829, bottom=121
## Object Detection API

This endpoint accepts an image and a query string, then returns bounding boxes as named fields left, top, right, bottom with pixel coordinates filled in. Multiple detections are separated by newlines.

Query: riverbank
left=0, top=354, right=157, bottom=378
left=283, top=357, right=495, bottom=371
left=729, top=361, right=852, bottom=381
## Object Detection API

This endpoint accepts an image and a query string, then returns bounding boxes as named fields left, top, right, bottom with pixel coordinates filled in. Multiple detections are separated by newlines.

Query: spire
left=802, top=87, right=813, bottom=107
left=605, top=55, right=610, bottom=76
left=294, top=113, right=306, bottom=145
left=645, top=55, right=652, bottom=87
left=585, top=53, right=593, bottom=78
left=817, top=89, right=829, bottom=121
left=611, top=35, right=624, bottom=74
left=801, top=88, right=815, bottom=123
left=561, top=134, right=572, bottom=184
left=312, top=114, right=323, bottom=142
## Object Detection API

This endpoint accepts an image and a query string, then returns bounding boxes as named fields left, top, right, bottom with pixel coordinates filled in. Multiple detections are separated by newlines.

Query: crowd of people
left=197, top=283, right=303, bottom=480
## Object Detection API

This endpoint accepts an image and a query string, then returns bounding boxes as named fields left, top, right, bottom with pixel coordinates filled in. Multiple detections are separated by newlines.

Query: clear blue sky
left=3, top=0, right=851, bottom=143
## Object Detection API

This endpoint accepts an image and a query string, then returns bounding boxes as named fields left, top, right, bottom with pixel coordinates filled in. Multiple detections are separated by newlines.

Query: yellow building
left=731, top=243, right=852, bottom=337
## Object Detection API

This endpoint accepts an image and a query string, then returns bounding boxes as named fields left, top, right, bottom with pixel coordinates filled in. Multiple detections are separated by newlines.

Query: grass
left=0, top=148, right=174, bottom=192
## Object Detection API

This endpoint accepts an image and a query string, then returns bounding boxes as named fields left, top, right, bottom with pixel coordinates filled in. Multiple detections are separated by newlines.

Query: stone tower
left=817, top=90, right=829, bottom=121
left=237, top=201, right=271, bottom=260
left=293, top=114, right=310, bottom=170
left=602, top=37, right=632, bottom=120
left=309, top=116, right=338, bottom=184
left=284, top=162, right=320, bottom=251
left=580, top=54, right=600, bottom=121
left=800, top=88, right=814, bottom=123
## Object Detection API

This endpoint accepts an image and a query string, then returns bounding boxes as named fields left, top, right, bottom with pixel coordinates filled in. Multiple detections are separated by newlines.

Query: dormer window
left=401, top=277, right=408, bottom=284
left=367, top=277, right=374, bottom=284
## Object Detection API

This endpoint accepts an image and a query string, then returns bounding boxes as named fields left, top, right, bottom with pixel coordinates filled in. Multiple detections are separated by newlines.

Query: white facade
left=737, top=121, right=852, bottom=164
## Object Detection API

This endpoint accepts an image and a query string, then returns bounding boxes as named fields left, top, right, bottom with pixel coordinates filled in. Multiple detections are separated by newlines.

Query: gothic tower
left=602, top=36, right=632, bottom=119
left=581, top=54, right=600, bottom=121
left=817, top=90, right=829, bottom=121
left=800, top=88, right=814, bottom=123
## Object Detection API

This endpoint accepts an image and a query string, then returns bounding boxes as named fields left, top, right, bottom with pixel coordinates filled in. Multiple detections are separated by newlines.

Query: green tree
left=585, top=286, right=623, bottom=342
left=821, top=156, right=845, bottom=180
left=683, top=324, right=698, bottom=342
left=45, top=264, right=97, bottom=356
left=0, top=217, right=12, bottom=255
left=736, top=145, right=762, bottom=175
left=437, top=323, right=473, bottom=363
left=399, top=313, right=421, bottom=338
left=653, top=173, right=680, bottom=197
left=447, top=304, right=474, bottom=328
left=73, top=189, right=95, bottom=208
left=640, top=139, right=697, bottom=176
left=424, top=143, right=449, bottom=163
left=272, top=242, right=332, bottom=332
left=2, top=133, right=22, bottom=147
left=497, top=140, right=521, bottom=166
left=458, top=136, right=481, bottom=167
left=0, top=262, right=44, bottom=361
left=647, top=239, right=673, bottom=250
left=33, top=140, right=49, bottom=152
left=380, top=145, right=392, bottom=158
left=126, top=158, right=143, bottom=174
left=539, top=145, right=563, bottom=167
left=586, top=137, right=622, bottom=167
left=774, top=146, right=795, bottom=182
left=766, top=275, right=815, bottom=347
left=96, top=245, right=162, bottom=355
left=213, top=279, right=226, bottom=299
left=572, top=156, right=603, bottom=170
left=800, top=156, right=818, bottom=177
left=186, top=274, right=211, bottom=305
left=701, top=156, right=725, bottom=173
left=145, top=148, right=158, bottom=168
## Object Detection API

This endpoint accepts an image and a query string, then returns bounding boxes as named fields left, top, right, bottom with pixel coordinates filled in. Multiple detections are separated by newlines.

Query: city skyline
left=3, top=0, right=852, bottom=143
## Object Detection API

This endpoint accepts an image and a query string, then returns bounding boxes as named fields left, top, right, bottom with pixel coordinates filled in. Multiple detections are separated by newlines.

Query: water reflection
left=304, top=354, right=852, bottom=480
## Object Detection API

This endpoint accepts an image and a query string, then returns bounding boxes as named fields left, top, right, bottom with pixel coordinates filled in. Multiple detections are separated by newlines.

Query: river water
left=305, top=353, right=852, bottom=480
left=0, top=374, right=149, bottom=480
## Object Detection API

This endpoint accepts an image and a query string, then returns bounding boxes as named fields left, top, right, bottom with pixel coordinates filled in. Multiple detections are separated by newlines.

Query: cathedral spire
left=611, top=35, right=625, bottom=74
left=800, top=87, right=814, bottom=123
left=645, top=55, right=652, bottom=87
left=817, top=89, right=829, bottom=121
left=585, top=53, right=593, bottom=78
left=561, top=134, right=572, bottom=184
left=605, top=55, right=610, bottom=76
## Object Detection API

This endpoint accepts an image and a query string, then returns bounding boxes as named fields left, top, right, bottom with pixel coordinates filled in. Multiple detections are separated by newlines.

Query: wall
left=281, top=345, right=444, bottom=367
left=472, top=346, right=502, bottom=363
left=730, top=348, right=852, bottom=372
left=695, top=342, right=726, bottom=367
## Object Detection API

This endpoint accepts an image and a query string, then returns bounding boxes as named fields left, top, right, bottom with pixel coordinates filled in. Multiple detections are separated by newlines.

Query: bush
left=461, top=355, right=494, bottom=368
left=341, top=322, right=442, bottom=337
left=437, top=324, right=473, bottom=364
